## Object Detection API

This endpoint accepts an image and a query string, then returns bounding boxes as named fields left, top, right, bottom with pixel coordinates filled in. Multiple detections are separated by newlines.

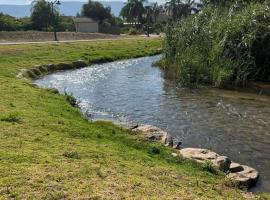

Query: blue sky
left=0, top=0, right=125, bottom=5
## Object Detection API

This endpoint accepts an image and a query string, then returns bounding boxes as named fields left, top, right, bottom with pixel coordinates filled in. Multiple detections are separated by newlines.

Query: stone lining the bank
left=17, top=60, right=88, bottom=80
left=131, top=124, right=259, bottom=189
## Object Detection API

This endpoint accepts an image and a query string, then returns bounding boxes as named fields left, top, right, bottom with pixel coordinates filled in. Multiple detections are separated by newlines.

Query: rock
left=17, top=69, right=28, bottom=78
left=72, top=60, right=88, bottom=68
left=180, top=148, right=218, bottom=161
left=229, top=162, right=244, bottom=173
left=56, top=63, right=73, bottom=70
left=171, top=153, right=178, bottom=157
left=227, top=165, right=259, bottom=188
left=162, top=133, right=174, bottom=147
left=213, top=156, right=231, bottom=172
left=179, top=148, right=231, bottom=171
left=37, top=65, right=48, bottom=73
left=132, top=125, right=167, bottom=141
left=47, top=64, right=56, bottom=72
left=25, top=70, right=38, bottom=79
left=31, top=68, right=42, bottom=77
left=130, top=124, right=139, bottom=130
left=156, top=48, right=162, bottom=54
left=172, top=140, right=182, bottom=149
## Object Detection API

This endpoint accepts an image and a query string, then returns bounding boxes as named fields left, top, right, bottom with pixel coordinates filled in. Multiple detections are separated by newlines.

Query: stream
left=35, top=55, right=270, bottom=192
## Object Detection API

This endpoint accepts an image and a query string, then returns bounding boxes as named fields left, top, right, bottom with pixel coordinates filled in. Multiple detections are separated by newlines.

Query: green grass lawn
left=0, top=38, right=267, bottom=199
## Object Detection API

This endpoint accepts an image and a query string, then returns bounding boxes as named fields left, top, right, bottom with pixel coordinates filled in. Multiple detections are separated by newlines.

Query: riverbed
left=35, top=55, right=270, bottom=192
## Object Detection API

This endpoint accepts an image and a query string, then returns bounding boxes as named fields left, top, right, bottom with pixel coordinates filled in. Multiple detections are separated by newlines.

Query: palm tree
left=152, top=2, right=160, bottom=24
left=165, top=0, right=193, bottom=22
left=120, top=0, right=145, bottom=26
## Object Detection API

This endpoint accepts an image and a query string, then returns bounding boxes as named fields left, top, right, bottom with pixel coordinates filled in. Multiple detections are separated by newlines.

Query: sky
left=0, top=0, right=125, bottom=5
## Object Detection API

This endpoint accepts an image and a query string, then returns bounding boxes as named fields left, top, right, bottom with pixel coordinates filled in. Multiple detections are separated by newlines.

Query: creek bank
left=17, top=48, right=162, bottom=80
left=131, top=124, right=259, bottom=189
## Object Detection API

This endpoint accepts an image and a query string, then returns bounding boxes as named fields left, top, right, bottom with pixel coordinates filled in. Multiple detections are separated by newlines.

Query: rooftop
left=73, top=17, right=98, bottom=23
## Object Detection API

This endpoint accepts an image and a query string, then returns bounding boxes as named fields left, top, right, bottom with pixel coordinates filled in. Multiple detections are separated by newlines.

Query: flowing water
left=35, top=55, right=270, bottom=192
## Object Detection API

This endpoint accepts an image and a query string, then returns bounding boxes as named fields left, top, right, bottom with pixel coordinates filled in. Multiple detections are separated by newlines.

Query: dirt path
left=0, top=31, right=162, bottom=45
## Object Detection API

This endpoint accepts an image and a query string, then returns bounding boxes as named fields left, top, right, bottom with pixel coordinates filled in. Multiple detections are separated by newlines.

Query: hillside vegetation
left=0, top=38, right=268, bottom=199
left=162, top=0, right=270, bottom=87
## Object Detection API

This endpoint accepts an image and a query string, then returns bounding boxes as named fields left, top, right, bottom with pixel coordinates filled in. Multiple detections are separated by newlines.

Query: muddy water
left=35, top=55, right=270, bottom=192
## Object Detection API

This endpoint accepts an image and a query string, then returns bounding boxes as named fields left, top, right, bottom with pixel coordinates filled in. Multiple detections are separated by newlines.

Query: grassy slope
left=0, top=38, right=263, bottom=199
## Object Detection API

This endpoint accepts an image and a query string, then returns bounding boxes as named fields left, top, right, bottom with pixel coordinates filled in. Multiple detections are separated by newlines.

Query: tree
left=152, top=3, right=162, bottom=24
left=165, top=0, right=193, bottom=21
left=120, top=0, right=145, bottom=26
left=31, top=0, right=57, bottom=30
left=0, top=13, right=31, bottom=31
left=0, top=13, right=17, bottom=31
left=81, top=0, right=112, bottom=23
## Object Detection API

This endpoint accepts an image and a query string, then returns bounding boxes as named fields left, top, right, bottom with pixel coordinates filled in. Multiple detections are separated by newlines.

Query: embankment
left=0, top=38, right=269, bottom=199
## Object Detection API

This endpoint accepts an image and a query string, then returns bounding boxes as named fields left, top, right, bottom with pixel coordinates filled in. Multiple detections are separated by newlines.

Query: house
left=73, top=17, right=99, bottom=33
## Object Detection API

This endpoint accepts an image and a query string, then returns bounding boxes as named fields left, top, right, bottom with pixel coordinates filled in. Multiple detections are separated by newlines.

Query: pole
left=50, top=1, right=58, bottom=41
left=51, top=2, right=58, bottom=41
left=147, top=7, right=150, bottom=37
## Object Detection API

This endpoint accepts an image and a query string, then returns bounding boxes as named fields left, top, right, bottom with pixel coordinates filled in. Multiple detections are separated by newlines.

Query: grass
left=0, top=38, right=267, bottom=199
left=162, top=1, right=270, bottom=87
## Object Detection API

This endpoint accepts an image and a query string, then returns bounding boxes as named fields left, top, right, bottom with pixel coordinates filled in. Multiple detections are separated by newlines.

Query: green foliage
left=0, top=13, right=31, bottom=31
left=128, top=27, right=138, bottom=35
left=202, top=160, right=218, bottom=174
left=81, top=0, right=112, bottom=22
left=120, top=0, right=145, bottom=25
left=30, top=0, right=58, bottom=31
left=165, top=0, right=193, bottom=22
left=163, top=0, right=270, bottom=87
left=58, top=16, right=75, bottom=32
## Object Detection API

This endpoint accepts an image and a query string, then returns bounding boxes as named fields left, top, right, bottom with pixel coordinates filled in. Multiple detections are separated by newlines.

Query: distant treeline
left=0, top=13, right=75, bottom=32
left=0, top=0, right=122, bottom=32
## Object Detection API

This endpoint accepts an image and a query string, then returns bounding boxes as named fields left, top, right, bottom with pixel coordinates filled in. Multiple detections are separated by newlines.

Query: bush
left=162, top=1, right=270, bottom=87
left=128, top=28, right=138, bottom=35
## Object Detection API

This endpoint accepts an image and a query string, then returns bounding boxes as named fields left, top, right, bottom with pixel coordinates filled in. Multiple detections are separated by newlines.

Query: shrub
left=128, top=28, right=138, bottom=35
left=162, top=1, right=270, bottom=87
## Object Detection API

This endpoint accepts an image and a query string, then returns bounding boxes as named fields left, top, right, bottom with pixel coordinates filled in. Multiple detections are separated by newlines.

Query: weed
left=202, top=160, right=218, bottom=174
left=148, top=146, right=161, bottom=155
left=62, top=151, right=81, bottom=159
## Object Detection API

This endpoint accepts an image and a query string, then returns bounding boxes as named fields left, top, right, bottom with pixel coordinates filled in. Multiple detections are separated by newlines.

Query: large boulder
left=227, top=165, right=259, bottom=188
left=229, top=162, right=244, bottom=173
left=132, top=125, right=167, bottom=141
left=132, top=125, right=182, bottom=149
left=179, top=148, right=231, bottom=172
